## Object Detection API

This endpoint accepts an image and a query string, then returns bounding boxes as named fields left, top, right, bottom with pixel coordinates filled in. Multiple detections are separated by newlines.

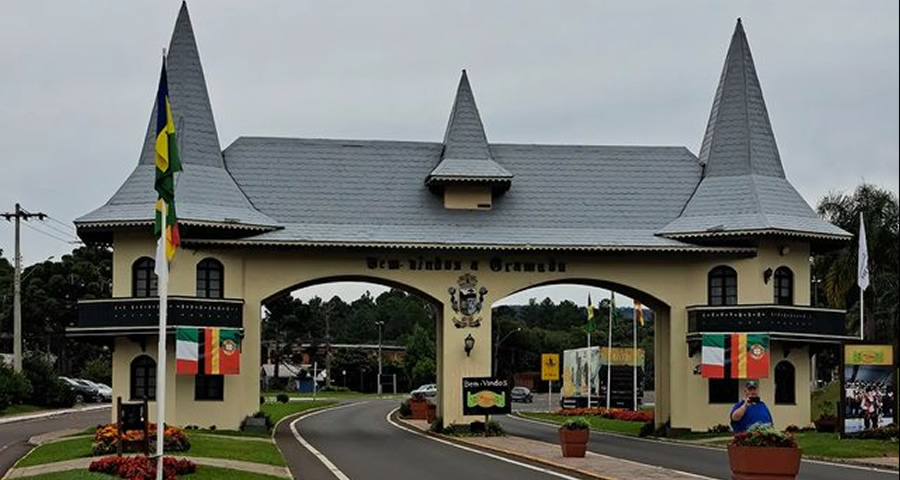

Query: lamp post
left=493, top=327, right=521, bottom=376
left=375, top=320, right=385, bottom=395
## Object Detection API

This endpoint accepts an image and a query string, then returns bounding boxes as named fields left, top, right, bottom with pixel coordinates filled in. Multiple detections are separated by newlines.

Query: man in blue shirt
left=730, top=380, right=773, bottom=433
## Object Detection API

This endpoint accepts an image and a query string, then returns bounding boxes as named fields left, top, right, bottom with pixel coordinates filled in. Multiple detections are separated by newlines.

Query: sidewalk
left=0, top=404, right=110, bottom=425
left=4, top=456, right=291, bottom=479
left=398, top=418, right=712, bottom=480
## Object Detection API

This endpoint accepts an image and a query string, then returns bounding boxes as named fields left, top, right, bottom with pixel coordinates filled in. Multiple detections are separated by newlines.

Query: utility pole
left=2, top=204, right=46, bottom=373
left=375, top=321, right=384, bottom=395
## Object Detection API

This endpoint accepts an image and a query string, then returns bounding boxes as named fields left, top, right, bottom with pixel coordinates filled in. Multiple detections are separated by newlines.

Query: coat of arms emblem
left=448, top=273, right=488, bottom=328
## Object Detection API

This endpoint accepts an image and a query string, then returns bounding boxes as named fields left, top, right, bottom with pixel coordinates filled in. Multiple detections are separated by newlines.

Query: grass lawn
left=704, top=432, right=898, bottom=458
left=260, top=400, right=337, bottom=425
left=0, top=405, right=48, bottom=417
left=519, top=412, right=645, bottom=436
left=17, top=434, right=285, bottom=468
left=17, top=466, right=286, bottom=480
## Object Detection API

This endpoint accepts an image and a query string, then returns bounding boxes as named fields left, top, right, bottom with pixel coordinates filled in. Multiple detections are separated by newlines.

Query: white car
left=81, top=380, right=113, bottom=402
left=410, top=384, right=437, bottom=398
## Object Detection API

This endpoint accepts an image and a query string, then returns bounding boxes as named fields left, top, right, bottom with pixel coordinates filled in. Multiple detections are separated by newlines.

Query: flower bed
left=731, top=425, right=798, bottom=448
left=555, top=408, right=653, bottom=423
left=92, top=424, right=190, bottom=455
left=89, top=456, right=196, bottom=480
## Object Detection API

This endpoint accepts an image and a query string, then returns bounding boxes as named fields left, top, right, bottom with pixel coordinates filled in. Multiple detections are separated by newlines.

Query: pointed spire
left=138, top=1, right=224, bottom=168
left=441, top=69, right=492, bottom=160
left=698, top=19, right=785, bottom=178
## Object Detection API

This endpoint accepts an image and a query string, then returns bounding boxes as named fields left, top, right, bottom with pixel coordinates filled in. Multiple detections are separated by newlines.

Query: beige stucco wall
left=107, top=231, right=817, bottom=431
left=443, top=184, right=492, bottom=210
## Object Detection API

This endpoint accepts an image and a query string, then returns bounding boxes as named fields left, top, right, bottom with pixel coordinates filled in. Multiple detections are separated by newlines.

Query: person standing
left=730, top=380, right=774, bottom=433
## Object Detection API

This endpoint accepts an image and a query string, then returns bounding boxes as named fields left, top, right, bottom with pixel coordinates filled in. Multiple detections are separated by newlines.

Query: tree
left=404, top=324, right=436, bottom=386
left=816, top=184, right=899, bottom=341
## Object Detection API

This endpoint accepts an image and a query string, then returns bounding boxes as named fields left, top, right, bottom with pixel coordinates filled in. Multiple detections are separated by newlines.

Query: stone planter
left=558, top=428, right=589, bottom=458
left=409, top=398, right=429, bottom=420
left=727, top=444, right=802, bottom=480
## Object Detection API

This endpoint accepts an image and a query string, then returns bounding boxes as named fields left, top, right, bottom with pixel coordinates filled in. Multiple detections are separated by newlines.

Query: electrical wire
left=46, top=215, right=78, bottom=235
left=22, top=221, right=81, bottom=245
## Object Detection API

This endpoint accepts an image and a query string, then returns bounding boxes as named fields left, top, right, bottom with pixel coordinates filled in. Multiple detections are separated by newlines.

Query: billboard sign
left=462, top=377, right=511, bottom=416
left=841, top=343, right=896, bottom=436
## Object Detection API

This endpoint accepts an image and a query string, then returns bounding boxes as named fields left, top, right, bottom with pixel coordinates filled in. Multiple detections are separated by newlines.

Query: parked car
left=81, top=379, right=113, bottom=402
left=511, top=386, right=534, bottom=403
left=410, top=384, right=438, bottom=398
left=59, top=377, right=100, bottom=403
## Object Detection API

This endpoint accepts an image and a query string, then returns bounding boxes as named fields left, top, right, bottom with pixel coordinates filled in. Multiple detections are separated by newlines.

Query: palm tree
left=816, top=184, right=899, bottom=340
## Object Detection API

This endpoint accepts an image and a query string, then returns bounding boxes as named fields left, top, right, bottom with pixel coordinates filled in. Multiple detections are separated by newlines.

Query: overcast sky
left=1, top=1, right=897, bottom=305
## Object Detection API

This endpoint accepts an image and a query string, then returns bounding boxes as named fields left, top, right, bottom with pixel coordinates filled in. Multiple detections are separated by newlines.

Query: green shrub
left=639, top=421, right=655, bottom=437
left=428, top=416, right=443, bottom=433
left=845, top=424, right=898, bottom=440
left=79, top=356, right=112, bottom=386
left=320, top=385, right=351, bottom=393
left=276, top=393, right=290, bottom=404
left=560, top=417, right=590, bottom=431
left=23, top=354, right=75, bottom=408
left=0, top=362, right=33, bottom=411
left=708, top=423, right=731, bottom=434
left=398, top=399, right=411, bottom=418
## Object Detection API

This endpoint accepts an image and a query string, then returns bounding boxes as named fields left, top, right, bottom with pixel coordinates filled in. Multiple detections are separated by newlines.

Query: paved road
left=499, top=414, right=897, bottom=480
left=275, top=399, right=587, bottom=480
left=0, top=407, right=110, bottom=477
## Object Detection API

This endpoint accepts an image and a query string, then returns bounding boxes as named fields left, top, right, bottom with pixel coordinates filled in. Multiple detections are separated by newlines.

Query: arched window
left=774, top=267, right=793, bottom=305
left=132, top=257, right=158, bottom=298
left=775, top=361, right=795, bottom=405
left=130, top=355, right=156, bottom=400
left=196, top=258, right=224, bottom=298
left=708, top=266, right=737, bottom=306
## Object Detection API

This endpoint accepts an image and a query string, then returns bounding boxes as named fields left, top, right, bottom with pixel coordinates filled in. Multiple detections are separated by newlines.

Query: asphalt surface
left=499, top=414, right=898, bottom=480
left=274, top=399, right=588, bottom=480
left=0, top=406, right=110, bottom=477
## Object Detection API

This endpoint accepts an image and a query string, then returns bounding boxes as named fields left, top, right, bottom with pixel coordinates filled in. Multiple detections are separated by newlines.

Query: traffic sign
left=541, top=353, right=560, bottom=381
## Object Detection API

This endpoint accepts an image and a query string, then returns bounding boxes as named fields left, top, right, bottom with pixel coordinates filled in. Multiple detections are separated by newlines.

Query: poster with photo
left=840, top=343, right=897, bottom=436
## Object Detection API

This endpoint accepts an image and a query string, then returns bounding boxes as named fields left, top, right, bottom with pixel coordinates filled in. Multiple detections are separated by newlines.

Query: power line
left=33, top=220, right=78, bottom=241
left=45, top=215, right=78, bottom=235
left=22, top=221, right=81, bottom=245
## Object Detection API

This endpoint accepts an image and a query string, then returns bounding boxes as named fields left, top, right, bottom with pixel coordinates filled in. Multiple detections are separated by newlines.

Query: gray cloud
left=2, top=1, right=897, bottom=305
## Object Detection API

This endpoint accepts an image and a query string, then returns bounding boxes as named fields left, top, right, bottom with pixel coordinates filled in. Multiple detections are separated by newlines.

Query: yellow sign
left=845, top=344, right=894, bottom=366
left=600, top=347, right=646, bottom=367
left=542, top=354, right=560, bottom=381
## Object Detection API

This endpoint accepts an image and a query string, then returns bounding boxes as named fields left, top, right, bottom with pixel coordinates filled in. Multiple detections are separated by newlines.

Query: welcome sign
left=462, top=377, right=511, bottom=415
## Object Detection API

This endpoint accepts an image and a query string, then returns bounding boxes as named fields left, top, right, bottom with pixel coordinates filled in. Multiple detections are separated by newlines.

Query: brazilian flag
left=154, top=59, right=182, bottom=261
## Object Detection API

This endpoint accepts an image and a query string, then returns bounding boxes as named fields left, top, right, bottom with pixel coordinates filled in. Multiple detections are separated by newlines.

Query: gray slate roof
left=75, top=3, right=278, bottom=231
left=426, top=71, right=512, bottom=185
left=223, top=138, right=706, bottom=249
left=659, top=19, right=849, bottom=240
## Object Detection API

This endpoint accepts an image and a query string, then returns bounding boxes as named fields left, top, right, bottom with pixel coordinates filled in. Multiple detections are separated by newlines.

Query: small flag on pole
left=176, top=327, right=200, bottom=375
left=586, top=294, right=596, bottom=333
left=634, top=301, right=644, bottom=327
left=730, top=334, right=769, bottom=379
left=858, top=213, right=869, bottom=291
left=204, top=328, right=242, bottom=375
left=701, top=334, right=726, bottom=378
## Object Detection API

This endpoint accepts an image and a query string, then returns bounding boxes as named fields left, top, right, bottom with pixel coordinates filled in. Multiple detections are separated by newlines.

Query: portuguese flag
left=204, top=328, right=241, bottom=375
left=730, top=333, right=769, bottom=379
left=176, top=327, right=200, bottom=375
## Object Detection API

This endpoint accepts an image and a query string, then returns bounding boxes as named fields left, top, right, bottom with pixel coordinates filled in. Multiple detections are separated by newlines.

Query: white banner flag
left=858, top=212, right=869, bottom=291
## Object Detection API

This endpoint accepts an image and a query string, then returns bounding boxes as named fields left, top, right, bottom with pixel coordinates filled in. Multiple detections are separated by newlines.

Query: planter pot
left=409, top=399, right=429, bottom=420
left=727, top=444, right=802, bottom=480
left=426, top=404, right=437, bottom=423
left=558, top=428, right=589, bottom=458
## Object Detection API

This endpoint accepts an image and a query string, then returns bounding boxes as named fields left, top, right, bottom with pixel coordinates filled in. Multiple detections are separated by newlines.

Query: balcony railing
left=686, top=304, right=847, bottom=338
left=74, top=296, right=243, bottom=333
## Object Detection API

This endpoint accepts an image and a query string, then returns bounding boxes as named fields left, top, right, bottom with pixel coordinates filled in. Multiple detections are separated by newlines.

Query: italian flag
left=731, top=333, right=769, bottom=379
left=701, top=334, right=726, bottom=378
left=176, top=327, right=200, bottom=375
left=204, top=328, right=241, bottom=375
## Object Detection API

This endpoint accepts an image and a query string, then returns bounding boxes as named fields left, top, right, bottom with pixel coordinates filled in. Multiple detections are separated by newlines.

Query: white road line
left=385, top=408, right=583, bottom=480
left=506, top=414, right=899, bottom=476
left=289, top=402, right=368, bottom=480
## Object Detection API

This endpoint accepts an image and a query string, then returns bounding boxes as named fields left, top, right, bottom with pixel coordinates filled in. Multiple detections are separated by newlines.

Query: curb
left=512, top=413, right=900, bottom=473
left=393, top=413, right=620, bottom=480
left=0, top=404, right=110, bottom=426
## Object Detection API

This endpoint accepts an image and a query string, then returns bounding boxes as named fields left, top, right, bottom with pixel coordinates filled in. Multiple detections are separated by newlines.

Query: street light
left=375, top=320, right=385, bottom=395
left=493, top=327, right=521, bottom=376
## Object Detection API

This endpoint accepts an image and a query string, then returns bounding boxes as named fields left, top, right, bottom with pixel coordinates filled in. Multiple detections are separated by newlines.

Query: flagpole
left=155, top=201, right=168, bottom=480
left=633, top=305, right=637, bottom=411
left=587, top=332, right=591, bottom=408
left=606, top=292, right=613, bottom=410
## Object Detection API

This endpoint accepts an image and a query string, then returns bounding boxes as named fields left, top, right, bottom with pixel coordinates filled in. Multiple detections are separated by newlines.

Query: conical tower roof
left=659, top=19, right=848, bottom=241
left=426, top=70, right=512, bottom=187
left=76, top=2, right=279, bottom=238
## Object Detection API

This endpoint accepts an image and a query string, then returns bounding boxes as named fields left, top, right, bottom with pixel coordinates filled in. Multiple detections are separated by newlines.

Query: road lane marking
left=385, top=408, right=583, bottom=480
left=290, top=402, right=368, bottom=480
left=506, top=414, right=899, bottom=476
